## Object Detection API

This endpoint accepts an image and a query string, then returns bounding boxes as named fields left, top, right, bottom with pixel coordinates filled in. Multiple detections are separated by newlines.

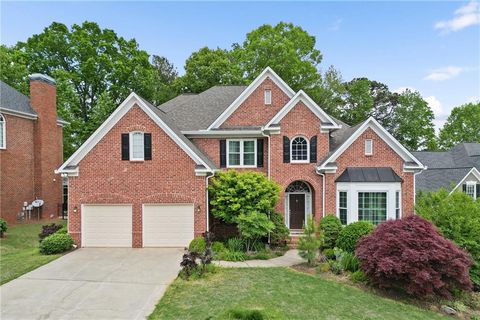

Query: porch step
left=287, top=231, right=304, bottom=249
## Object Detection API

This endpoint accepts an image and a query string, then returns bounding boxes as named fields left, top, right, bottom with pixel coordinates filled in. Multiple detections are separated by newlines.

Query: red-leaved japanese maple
left=356, top=215, right=472, bottom=299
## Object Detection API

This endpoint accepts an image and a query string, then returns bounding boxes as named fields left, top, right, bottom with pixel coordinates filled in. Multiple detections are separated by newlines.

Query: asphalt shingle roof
left=0, top=81, right=37, bottom=116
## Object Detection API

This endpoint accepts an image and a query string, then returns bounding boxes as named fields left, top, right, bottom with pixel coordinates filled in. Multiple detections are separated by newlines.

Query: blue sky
left=1, top=1, right=479, bottom=130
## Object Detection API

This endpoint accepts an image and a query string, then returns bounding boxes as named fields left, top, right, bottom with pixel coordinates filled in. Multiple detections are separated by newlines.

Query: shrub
left=323, top=248, right=336, bottom=260
left=209, top=171, right=280, bottom=224
left=319, top=215, right=342, bottom=249
left=336, top=221, right=373, bottom=253
left=356, top=215, right=473, bottom=299
left=0, top=219, right=7, bottom=237
left=317, top=262, right=330, bottom=273
left=416, top=189, right=480, bottom=288
left=351, top=270, right=368, bottom=284
left=227, top=237, right=244, bottom=252
left=237, top=211, right=274, bottom=252
left=188, top=237, right=206, bottom=253
left=56, top=227, right=68, bottom=234
left=297, top=217, right=322, bottom=266
left=39, top=223, right=64, bottom=242
left=227, top=308, right=265, bottom=320
left=336, top=250, right=360, bottom=272
left=39, top=233, right=74, bottom=255
left=212, top=241, right=226, bottom=254
left=270, top=212, right=290, bottom=247
left=219, top=250, right=247, bottom=262
left=329, top=260, right=343, bottom=275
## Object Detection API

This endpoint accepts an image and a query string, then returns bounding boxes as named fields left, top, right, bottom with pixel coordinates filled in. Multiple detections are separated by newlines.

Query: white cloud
left=435, top=1, right=480, bottom=33
left=393, top=86, right=416, bottom=94
left=329, top=18, right=342, bottom=31
left=424, top=66, right=464, bottom=81
left=425, top=96, right=448, bottom=132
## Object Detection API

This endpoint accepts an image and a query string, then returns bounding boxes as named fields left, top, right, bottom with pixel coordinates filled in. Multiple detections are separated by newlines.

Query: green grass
left=0, top=220, right=67, bottom=285
left=149, top=268, right=447, bottom=320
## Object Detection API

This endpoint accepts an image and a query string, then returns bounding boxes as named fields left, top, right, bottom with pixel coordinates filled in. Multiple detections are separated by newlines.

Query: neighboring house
left=57, top=67, right=425, bottom=248
left=413, top=143, right=480, bottom=199
left=0, top=75, right=65, bottom=223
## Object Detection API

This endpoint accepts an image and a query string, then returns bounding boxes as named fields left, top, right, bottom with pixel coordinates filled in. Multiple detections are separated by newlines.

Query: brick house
left=0, top=75, right=65, bottom=224
left=57, top=67, right=425, bottom=248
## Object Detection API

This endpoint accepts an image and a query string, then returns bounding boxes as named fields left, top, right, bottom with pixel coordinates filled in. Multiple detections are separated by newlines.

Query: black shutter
left=462, top=184, right=467, bottom=193
left=477, top=184, right=480, bottom=199
left=310, top=135, right=317, bottom=163
left=144, top=133, right=152, bottom=160
left=121, top=133, right=129, bottom=160
left=283, top=136, right=290, bottom=163
left=220, top=140, right=227, bottom=168
left=257, top=139, right=264, bottom=167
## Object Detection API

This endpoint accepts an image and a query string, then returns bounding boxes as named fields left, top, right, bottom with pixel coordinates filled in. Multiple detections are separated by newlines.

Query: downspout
left=316, top=168, right=326, bottom=218
left=261, top=127, right=271, bottom=179
left=205, top=171, right=215, bottom=232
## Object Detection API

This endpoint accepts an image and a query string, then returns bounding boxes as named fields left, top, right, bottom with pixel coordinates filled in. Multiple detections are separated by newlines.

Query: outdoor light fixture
left=197, top=205, right=201, bottom=213
left=73, top=206, right=78, bottom=214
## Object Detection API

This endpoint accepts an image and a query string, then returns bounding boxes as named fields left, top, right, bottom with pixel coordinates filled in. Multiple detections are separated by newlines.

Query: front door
left=289, top=194, right=305, bottom=229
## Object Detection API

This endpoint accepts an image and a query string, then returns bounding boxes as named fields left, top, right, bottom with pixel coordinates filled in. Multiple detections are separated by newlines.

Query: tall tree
left=151, top=55, right=178, bottom=104
left=0, top=45, right=29, bottom=95
left=439, top=102, right=480, bottom=149
left=390, top=90, right=437, bottom=150
left=175, top=47, right=243, bottom=93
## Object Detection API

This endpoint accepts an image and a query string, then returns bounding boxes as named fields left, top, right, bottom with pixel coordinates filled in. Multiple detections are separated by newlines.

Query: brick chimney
left=29, top=74, right=63, bottom=219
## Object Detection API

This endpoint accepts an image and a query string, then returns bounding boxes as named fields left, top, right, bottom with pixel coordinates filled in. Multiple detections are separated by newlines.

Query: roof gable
left=265, top=90, right=340, bottom=129
left=207, top=67, right=295, bottom=129
left=57, top=93, right=215, bottom=174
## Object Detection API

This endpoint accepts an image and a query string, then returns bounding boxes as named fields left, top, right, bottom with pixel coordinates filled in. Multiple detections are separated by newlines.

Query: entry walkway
left=214, top=249, right=304, bottom=268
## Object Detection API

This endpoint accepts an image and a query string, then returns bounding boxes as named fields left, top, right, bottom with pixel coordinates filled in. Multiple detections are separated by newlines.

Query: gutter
left=315, top=168, right=326, bottom=218
left=260, top=127, right=271, bottom=179
left=205, top=171, right=215, bottom=232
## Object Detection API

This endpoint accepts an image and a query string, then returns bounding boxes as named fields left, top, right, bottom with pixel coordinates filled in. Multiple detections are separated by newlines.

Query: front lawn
left=149, top=267, right=447, bottom=320
left=0, top=220, right=67, bottom=285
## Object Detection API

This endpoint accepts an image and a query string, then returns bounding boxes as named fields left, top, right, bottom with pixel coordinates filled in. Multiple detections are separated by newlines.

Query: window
left=358, top=192, right=387, bottom=225
left=0, top=114, right=5, bottom=149
left=395, top=191, right=401, bottom=219
left=227, top=139, right=256, bottom=167
left=465, top=182, right=476, bottom=199
left=339, top=191, right=348, bottom=225
left=291, top=136, right=309, bottom=162
left=130, top=132, right=144, bottom=161
left=264, top=89, right=272, bottom=105
left=365, top=139, right=373, bottom=155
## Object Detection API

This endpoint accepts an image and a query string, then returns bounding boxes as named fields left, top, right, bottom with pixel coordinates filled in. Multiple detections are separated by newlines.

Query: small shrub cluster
left=212, top=241, right=226, bottom=255
left=39, top=233, right=74, bottom=255
left=297, top=217, right=322, bottom=266
left=181, top=233, right=215, bottom=280
left=335, top=249, right=360, bottom=272
left=39, top=223, right=64, bottom=242
left=319, top=215, right=342, bottom=249
left=227, top=308, right=266, bottom=320
left=237, top=211, right=274, bottom=252
left=356, top=215, right=472, bottom=299
left=269, top=213, right=290, bottom=247
left=350, top=270, right=368, bottom=284
left=336, top=221, right=373, bottom=253
left=322, top=248, right=335, bottom=260
left=188, top=237, right=206, bottom=253
left=0, top=219, right=7, bottom=237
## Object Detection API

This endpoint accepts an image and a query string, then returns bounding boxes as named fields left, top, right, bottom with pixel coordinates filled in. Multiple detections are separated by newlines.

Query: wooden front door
left=289, top=194, right=305, bottom=229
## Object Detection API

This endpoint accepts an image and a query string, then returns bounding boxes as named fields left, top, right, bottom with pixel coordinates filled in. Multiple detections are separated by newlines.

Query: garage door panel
left=83, top=205, right=132, bottom=247
left=143, top=204, right=194, bottom=247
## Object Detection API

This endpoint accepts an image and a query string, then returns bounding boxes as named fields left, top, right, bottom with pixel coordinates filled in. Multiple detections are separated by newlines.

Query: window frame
left=129, top=131, right=145, bottom=161
left=226, top=139, right=257, bottom=168
left=357, top=191, right=388, bottom=225
left=465, top=181, right=477, bottom=199
left=264, top=89, right=272, bottom=105
left=0, top=113, right=5, bottom=149
left=365, top=139, right=373, bottom=156
left=337, top=190, right=348, bottom=225
left=395, top=190, right=401, bottom=219
left=290, top=136, right=310, bottom=164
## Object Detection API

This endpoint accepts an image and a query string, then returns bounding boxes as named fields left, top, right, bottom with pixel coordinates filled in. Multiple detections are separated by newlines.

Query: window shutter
left=477, top=184, right=480, bottom=199
left=462, top=184, right=467, bottom=193
left=310, top=135, right=317, bottom=163
left=257, top=139, right=264, bottom=167
left=144, top=133, right=152, bottom=160
left=283, top=136, right=290, bottom=163
left=121, top=133, right=129, bottom=160
left=220, top=140, right=226, bottom=168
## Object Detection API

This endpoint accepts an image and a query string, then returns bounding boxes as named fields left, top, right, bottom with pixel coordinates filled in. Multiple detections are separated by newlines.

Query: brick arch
left=78, top=192, right=134, bottom=204
left=141, top=192, right=195, bottom=203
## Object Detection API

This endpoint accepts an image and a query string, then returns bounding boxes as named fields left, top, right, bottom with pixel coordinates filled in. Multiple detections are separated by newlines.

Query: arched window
left=291, top=136, right=309, bottom=162
left=0, top=114, right=5, bottom=149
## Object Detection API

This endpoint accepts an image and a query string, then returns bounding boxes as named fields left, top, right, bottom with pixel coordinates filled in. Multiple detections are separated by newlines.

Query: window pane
left=229, top=141, right=240, bottom=153
left=292, top=137, right=308, bottom=161
left=0, top=121, right=3, bottom=148
left=358, top=192, right=386, bottom=225
left=243, top=141, right=255, bottom=153
left=229, top=153, right=240, bottom=165
left=339, top=191, right=348, bottom=225
left=132, top=132, right=144, bottom=159
left=243, top=153, right=255, bottom=165
left=466, top=184, right=475, bottom=198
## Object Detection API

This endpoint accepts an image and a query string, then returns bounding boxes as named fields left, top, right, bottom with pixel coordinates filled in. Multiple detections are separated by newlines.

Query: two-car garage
left=81, top=204, right=194, bottom=248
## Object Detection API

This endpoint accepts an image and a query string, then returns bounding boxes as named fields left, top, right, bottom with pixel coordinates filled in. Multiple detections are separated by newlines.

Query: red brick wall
left=324, top=127, right=415, bottom=217
left=221, top=78, right=290, bottom=128
left=30, top=79, right=63, bottom=220
left=0, top=115, right=35, bottom=223
left=68, top=105, right=207, bottom=247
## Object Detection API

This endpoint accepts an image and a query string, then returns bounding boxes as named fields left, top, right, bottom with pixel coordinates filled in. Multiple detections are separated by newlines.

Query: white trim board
left=450, top=167, right=480, bottom=194
left=57, top=92, right=213, bottom=174
left=265, top=90, right=340, bottom=129
left=317, top=117, right=425, bottom=171
left=207, top=67, right=295, bottom=129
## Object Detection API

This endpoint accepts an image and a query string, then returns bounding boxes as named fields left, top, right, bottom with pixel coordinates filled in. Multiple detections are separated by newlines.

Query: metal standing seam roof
left=335, top=167, right=403, bottom=183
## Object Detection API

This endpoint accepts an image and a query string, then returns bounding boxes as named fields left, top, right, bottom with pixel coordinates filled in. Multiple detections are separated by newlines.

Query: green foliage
left=297, top=217, right=322, bottom=266
left=0, top=45, right=29, bottom=95
left=0, top=219, right=7, bottom=237
left=336, top=221, right=374, bottom=253
left=269, top=213, right=290, bottom=247
left=439, top=102, right=480, bottom=149
left=179, top=261, right=217, bottom=281
left=329, top=260, right=343, bottom=275
left=218, top=250, right=247, bottom=262
left=416, top=189, right=480, bottom=287
left=322, top=248, right=336, bottom=260
left=319, top=215, right=342, bottom=249
left=227, top=237, right=245, bottom=252
left=351, top=270, right=369, bottom=284
left=188, top=237, right=206, bottom=253
left=209, top=171, right=280, bottom=224
left=212, top=241, right=226, bottom=255
left=237, top=212, right=275, bottom=252
left=335, top=249, right=360, bottom=272
left=56, top=227, right=67, bottom=234
left=316, top=262, right=331, bottom=273
left=39, top=233, right=74, bottom=255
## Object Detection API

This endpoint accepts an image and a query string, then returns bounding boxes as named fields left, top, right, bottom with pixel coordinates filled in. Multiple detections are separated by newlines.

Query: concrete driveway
left=0, top=248, right=183, bottom=320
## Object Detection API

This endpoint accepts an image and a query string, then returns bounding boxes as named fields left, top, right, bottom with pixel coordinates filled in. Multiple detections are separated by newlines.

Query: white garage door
left=142, top=204, right=194, bottom=247
left=82, top=205, right=132, bottom=247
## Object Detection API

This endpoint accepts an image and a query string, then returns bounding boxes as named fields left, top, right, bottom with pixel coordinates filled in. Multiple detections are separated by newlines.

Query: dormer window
left=264, top=89, right=272, bottom=105
left=0, top=114, right=5, bottom=149
left=365, top=139, right=373, bottom=155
